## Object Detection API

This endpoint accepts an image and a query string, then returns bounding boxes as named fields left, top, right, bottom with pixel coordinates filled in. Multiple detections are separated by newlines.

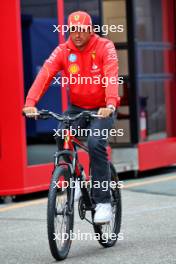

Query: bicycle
left=24, top=109, right=122, bottom=261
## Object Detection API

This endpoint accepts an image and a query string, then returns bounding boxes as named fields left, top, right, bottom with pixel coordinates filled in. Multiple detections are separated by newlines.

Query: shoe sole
left=94, top=219, right=111, bottom=225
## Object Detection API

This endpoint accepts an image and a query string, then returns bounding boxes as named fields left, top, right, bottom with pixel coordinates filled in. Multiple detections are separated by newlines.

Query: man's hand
left=97, top=107, right=114, bottom=118
left=22, top=106, right=38, bottom=119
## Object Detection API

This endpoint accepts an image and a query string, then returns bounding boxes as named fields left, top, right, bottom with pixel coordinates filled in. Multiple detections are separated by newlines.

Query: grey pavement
left=0, top=172, right=176, bottom=264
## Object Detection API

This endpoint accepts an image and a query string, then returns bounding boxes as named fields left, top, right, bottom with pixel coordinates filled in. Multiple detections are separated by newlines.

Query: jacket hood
left=66, top=33, right=99, bottom=52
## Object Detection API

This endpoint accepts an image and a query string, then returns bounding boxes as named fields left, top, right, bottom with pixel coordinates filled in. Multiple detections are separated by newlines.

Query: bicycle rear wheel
left=92, top=162, right=122, bottom=247
left=47, top=165, right=74, bottom=260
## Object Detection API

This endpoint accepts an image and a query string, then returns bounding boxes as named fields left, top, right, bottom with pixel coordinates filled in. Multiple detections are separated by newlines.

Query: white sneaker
left=94, top=203, right=112, bottom=224
left=74, top=179, right=82, bottom=201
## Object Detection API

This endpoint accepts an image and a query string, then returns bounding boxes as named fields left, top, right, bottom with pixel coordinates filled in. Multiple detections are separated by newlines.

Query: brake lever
left=22, top=112, right=40, bottom=118
left=91, top=114, right=103, bottom=118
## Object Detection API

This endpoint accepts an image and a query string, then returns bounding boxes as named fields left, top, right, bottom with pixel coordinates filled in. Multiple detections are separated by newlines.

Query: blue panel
left=22, top=17, right=62, bottom=136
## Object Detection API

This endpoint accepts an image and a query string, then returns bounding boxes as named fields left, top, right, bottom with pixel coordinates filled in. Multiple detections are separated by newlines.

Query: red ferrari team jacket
left=25, top=34, right=120, bottom=109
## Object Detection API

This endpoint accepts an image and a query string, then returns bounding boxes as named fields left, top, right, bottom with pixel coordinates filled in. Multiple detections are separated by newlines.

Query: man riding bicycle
left=23, top=11, right=120, bottom=224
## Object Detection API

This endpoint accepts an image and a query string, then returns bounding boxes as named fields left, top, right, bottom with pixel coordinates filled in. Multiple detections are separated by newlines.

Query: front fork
left=54, top=150, right=76, bottom=215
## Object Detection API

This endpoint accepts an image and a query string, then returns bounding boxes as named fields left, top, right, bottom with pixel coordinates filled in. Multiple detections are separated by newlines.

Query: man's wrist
left=107, top=104, right=116, bottom=112
left=25, top=98, right=36, bottom=107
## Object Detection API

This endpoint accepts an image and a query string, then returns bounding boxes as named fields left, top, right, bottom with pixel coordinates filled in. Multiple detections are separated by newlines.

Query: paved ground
left=0, top=169, right=176, bottom=264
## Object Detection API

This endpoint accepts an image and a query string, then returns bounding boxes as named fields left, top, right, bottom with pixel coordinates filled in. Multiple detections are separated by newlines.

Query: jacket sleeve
left=102, top=41, right=120, bottom=108
left=25, top=46, right=64, bottom=107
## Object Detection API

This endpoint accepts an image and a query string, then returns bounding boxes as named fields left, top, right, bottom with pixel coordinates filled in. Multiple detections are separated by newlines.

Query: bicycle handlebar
left=23, top=109, right=102, bottom=121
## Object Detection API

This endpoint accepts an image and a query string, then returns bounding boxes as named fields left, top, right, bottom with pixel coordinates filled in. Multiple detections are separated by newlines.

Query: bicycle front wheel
left=47, top=165, right=74, bottom=261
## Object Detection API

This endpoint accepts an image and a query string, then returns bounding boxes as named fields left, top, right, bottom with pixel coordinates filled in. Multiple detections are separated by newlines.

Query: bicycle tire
left=47, top=165, right=74, bottom=260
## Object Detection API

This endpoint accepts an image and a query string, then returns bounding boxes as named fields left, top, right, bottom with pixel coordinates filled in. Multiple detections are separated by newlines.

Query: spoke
left=54, top=190, right=69, bottom=249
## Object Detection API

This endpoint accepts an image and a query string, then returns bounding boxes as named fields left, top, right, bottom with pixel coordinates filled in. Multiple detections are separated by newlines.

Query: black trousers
left=55, top=105, right=116, bottom=204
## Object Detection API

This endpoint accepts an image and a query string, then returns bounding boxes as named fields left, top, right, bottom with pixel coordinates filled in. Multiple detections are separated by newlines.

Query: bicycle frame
left=54, top=128, right=88, bottom=175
